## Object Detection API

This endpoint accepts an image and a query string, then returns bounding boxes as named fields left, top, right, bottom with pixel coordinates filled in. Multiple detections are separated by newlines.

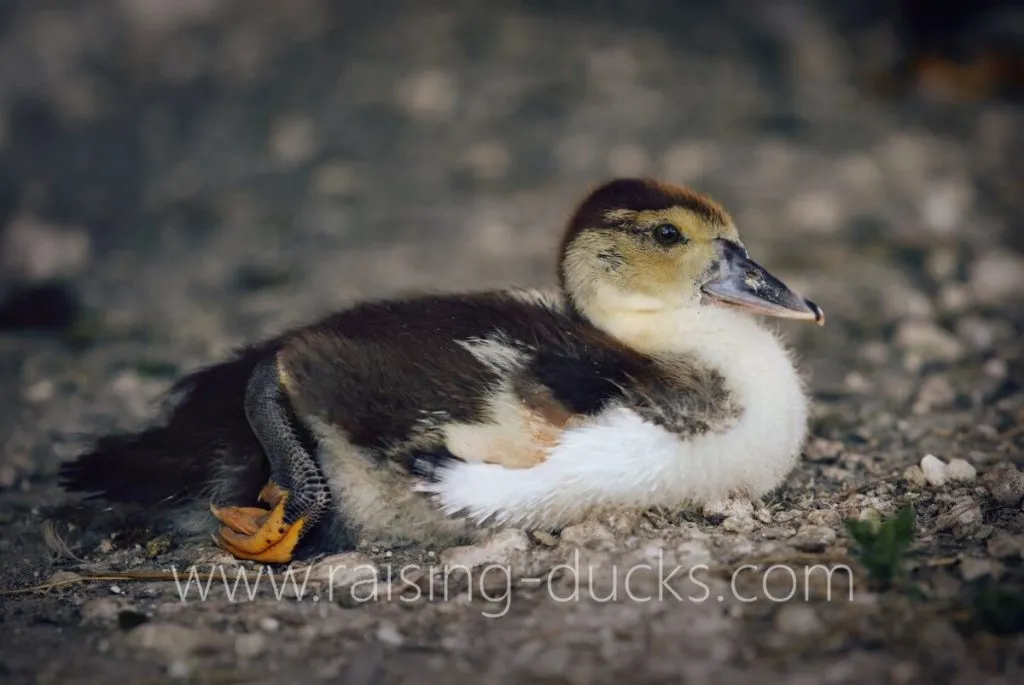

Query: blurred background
left=0, top=2, right=1023, bottom=682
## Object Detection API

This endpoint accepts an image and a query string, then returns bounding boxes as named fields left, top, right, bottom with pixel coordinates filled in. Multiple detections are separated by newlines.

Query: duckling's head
left=559, top=177, right=824, bottom=332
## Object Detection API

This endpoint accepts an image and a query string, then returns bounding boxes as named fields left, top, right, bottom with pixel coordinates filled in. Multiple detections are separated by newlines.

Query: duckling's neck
left=588, top=301, right=810, bottom=495
left=572, top=286, right=708, bottom=356
left=579, top=294, right=798, bottom=383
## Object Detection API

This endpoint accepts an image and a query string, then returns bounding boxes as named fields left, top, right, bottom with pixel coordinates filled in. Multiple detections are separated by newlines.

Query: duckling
left=59, top=178, right=824, bottom=563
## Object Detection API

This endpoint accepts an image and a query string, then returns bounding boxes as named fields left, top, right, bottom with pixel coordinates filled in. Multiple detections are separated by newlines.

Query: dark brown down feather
left=59, top=342, right=277, bottom=507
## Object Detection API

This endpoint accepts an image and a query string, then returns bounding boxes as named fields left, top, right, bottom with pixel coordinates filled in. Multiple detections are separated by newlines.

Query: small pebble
left=921, top=454, right=949, bottom=487
left=462, top=140, right=511, bottom=180
left=376, top=623, right=405, bottom=647
left=722, top=516, right=756, bottom=534
left=234, top=633, right=266, bottom=659
left=903, top=465, right=928, bottom=489
left=982, top=463, right=1024, bottom=507
left=80, top=597, right=133, bottom=624
left=759, top=526, right=794, bottom=540
left=983, top=358, right=1008, bottom=380
left=912, top=376, right=956, bottom=415
left=843, top=371, right=873, bottom=393
left=0, top=464, right=16, bottom=489
left=167, top=659, right=191, bottom=680
left=126, top=623, right=212, bottom=659
left=806, top=509, right=842, bottom=527
left=440, top=529, right=530, bottom=568
left=703, top=497, right=754, bottom=519
left=258, top=617, right=280, bottom=632
left=530, top=530, right=559, bottom=547
left=787, top=190, right=842, bottom=233
left=986, top=532, right=1024, bottom=559
left=937, top=284, right=972, bottom=313
left=789, top=525, right=837, bottom=552
left=268, top=115, right=315, bottom=165
left=947, top=459, right=976, bottom=482
left=968, top=251, right=1024, bottom=305
left=858, top=508, right=883, bottom=527
left=921, top=178, right=972, bottom=234
left=23, top=380, right=55, bottom=404
left=895, top=321, right=965, bottom=363
left=0, top=212, right=91, bottom=282
left=396, top=69, right=457, bottom=120
left=774, top=604, right=823, bottom=637
left=805, top=438, right=844, bottom=462
left=310, top=552, right=378, bottom=586
left=959, top=557, right=996, bottom=582
left=890, top=662, right=919, bottom=685
left=936, top=498, right=983, bottom=533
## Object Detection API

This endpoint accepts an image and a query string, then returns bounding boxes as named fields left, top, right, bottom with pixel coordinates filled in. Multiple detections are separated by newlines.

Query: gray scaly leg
left=211, top=354, right=331, bottom=562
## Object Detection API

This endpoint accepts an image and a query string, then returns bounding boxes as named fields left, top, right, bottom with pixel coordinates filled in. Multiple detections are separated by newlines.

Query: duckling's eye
left=653, top=224, right=687, bottom=247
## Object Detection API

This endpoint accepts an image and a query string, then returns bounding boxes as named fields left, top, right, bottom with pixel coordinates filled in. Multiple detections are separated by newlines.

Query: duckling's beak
left=701, top=239, right=824, bottom=325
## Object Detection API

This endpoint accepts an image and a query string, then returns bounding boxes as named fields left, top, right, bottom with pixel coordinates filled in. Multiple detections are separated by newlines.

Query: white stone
left=947, top=459, right=976, bottom=482
left=921, top=454, right=949, bottom=487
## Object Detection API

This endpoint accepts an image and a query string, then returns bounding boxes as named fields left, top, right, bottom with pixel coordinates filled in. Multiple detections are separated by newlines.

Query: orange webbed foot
left=211, top=483, right=305, bottom=563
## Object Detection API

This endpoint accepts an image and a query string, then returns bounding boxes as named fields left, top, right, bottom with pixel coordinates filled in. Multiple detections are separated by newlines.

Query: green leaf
left=844, top=503, right=916, bottom=589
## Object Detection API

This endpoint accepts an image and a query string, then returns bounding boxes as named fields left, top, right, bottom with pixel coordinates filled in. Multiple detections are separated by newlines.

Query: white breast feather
left=420, top=307, right=809, bottom=529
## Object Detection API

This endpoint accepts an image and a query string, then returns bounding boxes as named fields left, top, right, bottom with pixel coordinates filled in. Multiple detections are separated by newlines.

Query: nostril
left=712, top=238, right=747, bottom=258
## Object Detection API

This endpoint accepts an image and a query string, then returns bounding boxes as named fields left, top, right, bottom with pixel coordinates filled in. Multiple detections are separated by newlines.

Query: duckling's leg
left=212, top=355, right=331, bottom=563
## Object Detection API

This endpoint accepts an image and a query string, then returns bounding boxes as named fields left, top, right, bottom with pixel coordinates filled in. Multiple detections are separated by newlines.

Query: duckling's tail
left=59, top=344, right=277, bottom=508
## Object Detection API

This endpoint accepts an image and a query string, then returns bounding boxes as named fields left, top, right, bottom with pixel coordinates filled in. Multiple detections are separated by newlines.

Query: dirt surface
left=1, top=1, right=1022, bottom=683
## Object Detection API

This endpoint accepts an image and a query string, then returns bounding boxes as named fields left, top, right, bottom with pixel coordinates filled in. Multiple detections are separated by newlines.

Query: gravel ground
left=0, top=1, right=1022, bottom=683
